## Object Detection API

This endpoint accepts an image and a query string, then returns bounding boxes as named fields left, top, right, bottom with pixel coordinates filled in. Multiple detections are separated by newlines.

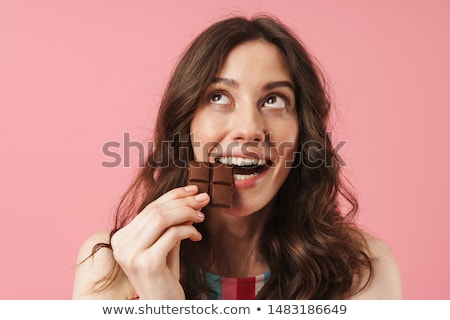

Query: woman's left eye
left=263, top=95, right=288, bottom=109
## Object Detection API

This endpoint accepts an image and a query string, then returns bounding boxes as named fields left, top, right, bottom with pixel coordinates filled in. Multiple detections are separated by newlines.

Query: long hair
left=91, top=14, right=372, bottom=299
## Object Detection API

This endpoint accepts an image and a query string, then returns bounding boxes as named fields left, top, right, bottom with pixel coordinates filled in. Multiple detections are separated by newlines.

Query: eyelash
left=263, top=93, right=290, bottom=109
left=207, top=91, right=232, bottom=105
left=207, top=91, right=291, bottom=109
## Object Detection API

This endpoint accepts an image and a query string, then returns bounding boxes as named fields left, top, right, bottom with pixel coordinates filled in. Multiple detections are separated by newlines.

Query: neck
left=205, top=204, right=272, bottom=278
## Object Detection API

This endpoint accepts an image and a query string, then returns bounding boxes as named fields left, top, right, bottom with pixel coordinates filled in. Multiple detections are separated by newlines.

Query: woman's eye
left=209, top=92, right=231, bottom=105
left=263, top=95, right=288, bottom=109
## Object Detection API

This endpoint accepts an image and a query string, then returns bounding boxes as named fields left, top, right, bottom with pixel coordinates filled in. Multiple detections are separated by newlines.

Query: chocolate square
left=210, top=183, right=233, bottom=208
left=187, top=161, right=234, bottom=208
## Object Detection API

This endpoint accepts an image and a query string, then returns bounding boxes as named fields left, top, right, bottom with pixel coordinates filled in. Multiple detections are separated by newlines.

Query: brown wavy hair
left=91, top=14, right=372, bottom=299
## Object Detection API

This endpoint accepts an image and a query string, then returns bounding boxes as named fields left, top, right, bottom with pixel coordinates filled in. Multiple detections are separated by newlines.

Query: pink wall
left=1, top=0, right=449, bottom=299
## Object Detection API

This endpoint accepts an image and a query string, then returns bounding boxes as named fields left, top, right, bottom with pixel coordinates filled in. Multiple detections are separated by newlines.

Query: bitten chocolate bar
left=188, top=161, right=233, bottom=208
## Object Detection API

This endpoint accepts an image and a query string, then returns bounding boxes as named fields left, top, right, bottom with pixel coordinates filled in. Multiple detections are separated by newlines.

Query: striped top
left=206, top=272, right=270, bottom=300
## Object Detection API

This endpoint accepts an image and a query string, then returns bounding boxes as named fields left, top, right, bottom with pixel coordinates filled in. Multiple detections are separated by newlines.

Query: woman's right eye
left=209, top=92, right=232, bottom=105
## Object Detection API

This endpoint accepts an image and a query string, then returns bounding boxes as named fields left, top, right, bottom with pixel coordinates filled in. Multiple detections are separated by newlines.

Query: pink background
left=1, top=0, right=449, bottom=299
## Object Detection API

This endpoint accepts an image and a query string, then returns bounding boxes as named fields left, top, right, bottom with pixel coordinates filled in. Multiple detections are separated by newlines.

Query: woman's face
left=190, top=40, right=299, bottom=217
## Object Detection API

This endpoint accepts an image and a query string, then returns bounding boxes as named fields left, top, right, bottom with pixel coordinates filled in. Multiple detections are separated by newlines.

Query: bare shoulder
left=72, top=230, right=135, bottom=299
left=351, top=232, right=402, bottom=299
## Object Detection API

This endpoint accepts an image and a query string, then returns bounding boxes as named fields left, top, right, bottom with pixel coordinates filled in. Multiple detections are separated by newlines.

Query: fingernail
left=195, top=193, right=209, bottom=201
left=197, top=212, right=205, bottom=219
left=185, top=185, right=197, bottom=192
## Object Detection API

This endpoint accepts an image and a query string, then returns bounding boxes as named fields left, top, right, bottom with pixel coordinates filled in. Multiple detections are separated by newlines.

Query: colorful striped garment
left=205, top=272, right=271, bottom=300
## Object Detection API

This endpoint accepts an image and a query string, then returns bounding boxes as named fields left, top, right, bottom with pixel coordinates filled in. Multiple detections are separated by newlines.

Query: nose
left=230, top=104, right=266, bottom=142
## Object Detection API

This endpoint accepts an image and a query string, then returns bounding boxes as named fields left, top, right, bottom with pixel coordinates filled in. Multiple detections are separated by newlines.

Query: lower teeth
left=233, top=172, right=259, bottom=180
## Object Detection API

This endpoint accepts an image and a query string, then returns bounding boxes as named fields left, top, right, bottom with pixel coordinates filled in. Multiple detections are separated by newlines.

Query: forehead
left=217, top=40, right=292, bottom=83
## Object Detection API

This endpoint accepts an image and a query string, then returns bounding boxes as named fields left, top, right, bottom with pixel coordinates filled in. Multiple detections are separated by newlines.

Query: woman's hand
left=110, top=185, right=209, bottom=299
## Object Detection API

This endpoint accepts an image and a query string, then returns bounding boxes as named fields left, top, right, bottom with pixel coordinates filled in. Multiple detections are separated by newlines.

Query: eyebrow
left=212, top=77, right=295, bottom=92
left=263, top=81, right=295, bottom=91
left=212, top=77, right=238, bottom=88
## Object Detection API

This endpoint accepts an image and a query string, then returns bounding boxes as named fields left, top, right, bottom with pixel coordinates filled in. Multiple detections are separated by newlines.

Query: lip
left=232, top=165, right=270, bottom=190
left=207, top=149, right=275, bottom=190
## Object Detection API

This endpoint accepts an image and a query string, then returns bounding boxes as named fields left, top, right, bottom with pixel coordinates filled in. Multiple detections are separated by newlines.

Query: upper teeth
left=217, top=157, right=265, bottom=166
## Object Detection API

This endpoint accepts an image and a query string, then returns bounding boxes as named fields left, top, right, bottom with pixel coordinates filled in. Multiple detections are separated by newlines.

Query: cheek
left=273, top=121, right=299, bottom=162
left=191, top=109, right=223, bottom=138
left=190, top=112, right=225, bottom=160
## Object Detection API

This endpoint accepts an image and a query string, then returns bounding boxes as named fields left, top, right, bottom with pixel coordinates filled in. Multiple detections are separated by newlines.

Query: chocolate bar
left=188, top=161, right=233, bottom=208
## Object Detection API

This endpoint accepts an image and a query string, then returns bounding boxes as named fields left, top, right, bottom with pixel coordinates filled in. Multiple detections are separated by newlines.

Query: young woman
left=72, top=14, right=402, bottom=300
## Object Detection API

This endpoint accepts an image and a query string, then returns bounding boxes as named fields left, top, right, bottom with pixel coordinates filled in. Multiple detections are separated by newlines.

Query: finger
left=126, top=186, right=200, bottom=229
left=116, top=206, right=205, bottom=253
left=126, top=191, right=208, bottom=237
left=154, top=185, right=199, bottom=203
left=112, top=186, right=208, bottom=254
left=145, top=225, right=202, bottom=271
left=153, top=192, right=210, bottom=212
left=152, top=190, right=210, bottom=212
left=130, top=188, right=209, bottom=228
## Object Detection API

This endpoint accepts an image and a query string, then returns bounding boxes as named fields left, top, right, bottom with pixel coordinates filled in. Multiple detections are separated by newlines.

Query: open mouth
left=215, top=156, right=272, bottom=180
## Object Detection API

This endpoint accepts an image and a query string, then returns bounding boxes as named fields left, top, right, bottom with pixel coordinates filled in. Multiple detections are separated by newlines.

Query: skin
left=189, top=40, right=298, bottom=277
left=72, top=40, right=402, bottom=299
